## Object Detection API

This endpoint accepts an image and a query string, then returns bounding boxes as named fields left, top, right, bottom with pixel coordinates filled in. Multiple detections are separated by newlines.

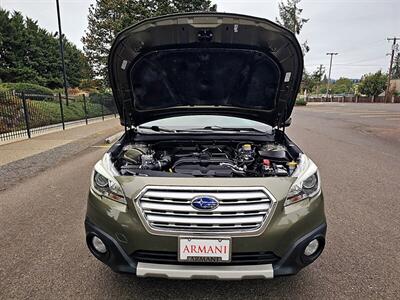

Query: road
left=0, top=103, right=399, bottom=299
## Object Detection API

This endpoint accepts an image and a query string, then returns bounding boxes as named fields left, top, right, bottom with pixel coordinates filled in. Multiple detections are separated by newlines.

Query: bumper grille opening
left=132, top=250, right=280, bottom=265
left=134, top=186, right=276, bottom=235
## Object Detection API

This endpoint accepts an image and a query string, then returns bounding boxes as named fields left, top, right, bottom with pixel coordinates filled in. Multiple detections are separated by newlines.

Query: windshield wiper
left=179, top=126, right=266, bottom=133
left=137, top=125, right=176, bottom=133
left=137, top=125, right=266, bottom=134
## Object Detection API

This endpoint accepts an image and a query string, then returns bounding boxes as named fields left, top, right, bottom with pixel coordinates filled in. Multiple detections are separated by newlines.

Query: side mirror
left=284, top=117, right=292, bottom=127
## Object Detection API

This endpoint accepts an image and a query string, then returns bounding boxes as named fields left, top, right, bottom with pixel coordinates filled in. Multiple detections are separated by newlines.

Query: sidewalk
left=0, top=118, right=122, bottom=166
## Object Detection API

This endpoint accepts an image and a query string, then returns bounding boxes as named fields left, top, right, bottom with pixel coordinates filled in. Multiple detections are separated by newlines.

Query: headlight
left=91, top=154, right=126, bottom=204
left=94, top=172, right=108, bottom=188
left=284, top=154, right=321, bottom=206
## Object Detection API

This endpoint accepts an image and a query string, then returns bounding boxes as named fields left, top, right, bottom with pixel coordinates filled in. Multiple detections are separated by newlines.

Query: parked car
left=85, top=12, right=326, bottom=280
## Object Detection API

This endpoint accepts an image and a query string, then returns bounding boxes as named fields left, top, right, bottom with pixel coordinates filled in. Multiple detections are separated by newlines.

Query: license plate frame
left=178, top=237, right=232, bottom=263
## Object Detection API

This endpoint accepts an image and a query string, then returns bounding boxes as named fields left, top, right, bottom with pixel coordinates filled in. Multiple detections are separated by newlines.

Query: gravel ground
left=0, top=104, right=399, bottom=299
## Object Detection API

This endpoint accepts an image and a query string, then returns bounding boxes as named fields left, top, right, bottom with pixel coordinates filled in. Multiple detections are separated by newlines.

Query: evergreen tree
left=276, top=0, right=309, bottom=54
left=0, top=8, right=90, bottom=89
left=64, top=40, right=92, bottom=88
left=82, top=0, right=216, bottom=85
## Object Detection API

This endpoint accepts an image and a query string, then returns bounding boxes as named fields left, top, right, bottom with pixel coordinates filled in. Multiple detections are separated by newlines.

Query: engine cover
left=173, top=157, right=234, bottom=177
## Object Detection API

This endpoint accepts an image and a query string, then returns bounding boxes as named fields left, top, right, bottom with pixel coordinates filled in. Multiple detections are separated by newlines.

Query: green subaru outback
left=85, top=12, right=326, bottom=280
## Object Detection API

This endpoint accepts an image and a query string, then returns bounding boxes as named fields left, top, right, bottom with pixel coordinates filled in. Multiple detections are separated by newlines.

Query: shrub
left=0, top=82, right=54, bottom=96
left=89, top=91, right=112, bottom=102
left=0, top=86, right=9, bottom=94
left=295, top=98, right=307, bottom=106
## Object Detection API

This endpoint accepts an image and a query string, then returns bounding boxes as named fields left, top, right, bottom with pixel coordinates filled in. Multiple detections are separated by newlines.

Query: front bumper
left=85, top=219, right=327, bottom=279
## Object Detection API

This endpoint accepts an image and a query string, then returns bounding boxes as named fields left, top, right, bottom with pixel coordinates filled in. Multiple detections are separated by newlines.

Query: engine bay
left=113, top=140, right=299, bottom=177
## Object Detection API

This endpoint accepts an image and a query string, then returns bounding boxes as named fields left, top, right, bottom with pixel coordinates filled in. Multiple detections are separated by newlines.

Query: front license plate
left=178, top=237, right=231, bottom=262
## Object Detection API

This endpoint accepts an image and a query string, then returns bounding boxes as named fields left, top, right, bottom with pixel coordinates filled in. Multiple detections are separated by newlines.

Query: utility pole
left=326, top=52, right=338, bottom=100
left=385, top=37, right=399, bottom=103
left=56, top=0, right=69, bottom=106
left=316, top=64, right=323, bottom=95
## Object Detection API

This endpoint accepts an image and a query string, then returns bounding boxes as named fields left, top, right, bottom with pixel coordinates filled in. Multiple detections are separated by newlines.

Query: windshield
left=138, top=115, right=273, bottom=133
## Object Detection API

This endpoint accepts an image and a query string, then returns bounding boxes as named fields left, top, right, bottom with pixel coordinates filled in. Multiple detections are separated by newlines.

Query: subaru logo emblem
left=191, top=196, right=219, bottom=210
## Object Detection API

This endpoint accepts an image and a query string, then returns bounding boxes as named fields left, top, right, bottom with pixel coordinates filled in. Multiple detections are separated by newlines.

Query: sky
left=1, top=0, right=399, bottom=79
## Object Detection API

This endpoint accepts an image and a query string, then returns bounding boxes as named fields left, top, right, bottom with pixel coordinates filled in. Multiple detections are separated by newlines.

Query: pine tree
left=82, top=0, right=216, bottom=85
left=0, top=8, right=90, bottom=88
left=276, top=0, right=309, bottom=54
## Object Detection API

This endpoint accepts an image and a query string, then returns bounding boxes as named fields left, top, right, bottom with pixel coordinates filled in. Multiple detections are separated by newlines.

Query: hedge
left=0, top=82, right=55, bottom=96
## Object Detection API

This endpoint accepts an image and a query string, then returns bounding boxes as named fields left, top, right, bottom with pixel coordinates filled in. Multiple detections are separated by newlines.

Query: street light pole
left=56, top=0, right=69, bottom=106
left=325, top=52, right=338, bottom=100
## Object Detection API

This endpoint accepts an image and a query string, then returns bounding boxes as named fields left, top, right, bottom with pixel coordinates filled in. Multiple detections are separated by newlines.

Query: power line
left=335, top=39, right=387, bottom=56
left=306, top=55, right=386, bottom=68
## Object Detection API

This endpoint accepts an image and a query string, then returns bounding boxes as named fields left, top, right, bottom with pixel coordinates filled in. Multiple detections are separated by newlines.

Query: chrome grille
left=134, top=186, right=276, bottom=235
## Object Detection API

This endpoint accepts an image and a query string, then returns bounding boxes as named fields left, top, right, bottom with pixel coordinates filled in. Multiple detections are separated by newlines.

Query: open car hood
left=109, top=12, right=303, bottom=127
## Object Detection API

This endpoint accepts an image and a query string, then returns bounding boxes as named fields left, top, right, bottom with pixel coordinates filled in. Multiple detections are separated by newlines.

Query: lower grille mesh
left=132, top=250, right=280, bottom=265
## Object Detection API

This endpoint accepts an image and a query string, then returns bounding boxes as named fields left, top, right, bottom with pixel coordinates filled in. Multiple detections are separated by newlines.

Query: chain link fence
left=0, top=91, right=118, bottom=141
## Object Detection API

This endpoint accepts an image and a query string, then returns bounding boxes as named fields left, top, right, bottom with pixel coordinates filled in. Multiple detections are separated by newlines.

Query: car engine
left=114, top=141, right=297, bottom=177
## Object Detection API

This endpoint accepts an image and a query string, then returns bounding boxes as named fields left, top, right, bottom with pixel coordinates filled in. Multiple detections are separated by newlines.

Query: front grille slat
left=150, top=224, right=259, bottom=231
left=141, top=201, right=270, bottom=213
left=146, top=214, right=264, bottom=225
left=144, top=190, right=268, bottom=200
left=143, top=211, right=267, bottom=217
left=135, top=186, right=275, bottom=234
left=141, top=197, right=270, bottom=205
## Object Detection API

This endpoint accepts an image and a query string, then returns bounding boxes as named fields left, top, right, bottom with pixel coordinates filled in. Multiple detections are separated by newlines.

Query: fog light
left=304, top=239, right=319, bottom=256
left=92, top=236, right=107, bottom=254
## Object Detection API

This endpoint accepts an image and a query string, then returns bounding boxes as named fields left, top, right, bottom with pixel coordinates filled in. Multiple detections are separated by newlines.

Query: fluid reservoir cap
left=242, top=144, right=252, bottom=151
left=287, top=161, right=297, bottom=168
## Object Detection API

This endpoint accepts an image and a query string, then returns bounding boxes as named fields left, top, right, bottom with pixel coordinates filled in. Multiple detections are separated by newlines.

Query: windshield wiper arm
left=180, top=126, right=266, bottom=133
left=137, top=125, right=176, bottom=133
left=137, top=125, right=266, bottom=133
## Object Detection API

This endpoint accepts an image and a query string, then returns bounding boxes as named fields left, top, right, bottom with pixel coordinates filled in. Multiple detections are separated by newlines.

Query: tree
left=331, top=77, right=353, bottom=94
left=0, top=8, right=90, bottom=89
left=302, top=66, right=324, bottom=94
left=82, top=0, right=217, bottom=85
left=64, top=40, right=92, bottom=88
left=276, top=0, right=309, bottom=54
left=359, top=71, right=387, bottom=96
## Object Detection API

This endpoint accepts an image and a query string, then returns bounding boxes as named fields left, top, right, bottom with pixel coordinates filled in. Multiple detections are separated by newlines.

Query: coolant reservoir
left=287, top=161, right=297, bottom=175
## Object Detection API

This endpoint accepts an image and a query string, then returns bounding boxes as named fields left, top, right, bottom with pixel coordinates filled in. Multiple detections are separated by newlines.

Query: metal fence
left=0, top=91, right=118, bottom=142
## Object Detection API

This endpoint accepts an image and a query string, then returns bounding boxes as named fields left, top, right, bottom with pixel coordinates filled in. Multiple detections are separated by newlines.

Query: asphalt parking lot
left=0, top=103, right=399, bottom=299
